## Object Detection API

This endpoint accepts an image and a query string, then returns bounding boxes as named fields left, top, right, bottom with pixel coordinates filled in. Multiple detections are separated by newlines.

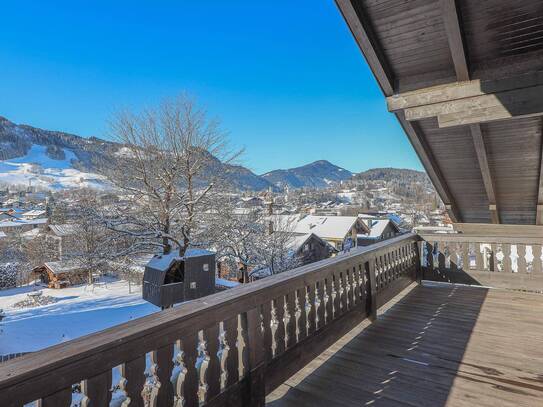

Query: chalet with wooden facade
left=2, top=1, right=543, bottom=406
left=357, top=217, right=402, bottom=246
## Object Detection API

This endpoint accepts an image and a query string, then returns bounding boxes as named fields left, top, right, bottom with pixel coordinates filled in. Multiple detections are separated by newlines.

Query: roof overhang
left=336, top=0, right=543, bottom=225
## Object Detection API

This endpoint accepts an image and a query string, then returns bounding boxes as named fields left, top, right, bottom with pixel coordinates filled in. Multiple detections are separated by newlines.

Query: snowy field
left=0, top=279, right=159, bottom=354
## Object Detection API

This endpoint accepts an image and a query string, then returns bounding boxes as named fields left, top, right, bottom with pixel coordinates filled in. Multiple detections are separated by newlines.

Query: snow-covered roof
left=21, top=228, right=41, bottom=239
left=0, top=207, right=24, bottom=213
left=48, top=224, right=79, bottom=236
left=22, top=209, right=46, bottom=218
left=368, top=219, right=392, bottom=237
left=288, top=233, right=313, bottom=251
left=0, top=218, right=48, bottom=228
left=272, top=215, right=367, bottom=240
left=147, top=248, right=214, bottom=270
left=36, top=261, right=85, bottom=275
left=286, top=232, right=337, bottom=252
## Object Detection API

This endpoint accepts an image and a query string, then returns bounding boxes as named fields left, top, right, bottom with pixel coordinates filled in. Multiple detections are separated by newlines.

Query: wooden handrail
left=419, top=232, right=543, bottom=292
left=0, top=233, right=420, bottom=407
left=418, top=232, right=543, bottom=245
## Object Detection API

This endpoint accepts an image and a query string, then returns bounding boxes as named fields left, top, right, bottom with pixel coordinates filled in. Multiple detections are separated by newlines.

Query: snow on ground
left=8, top=144, right=77, bottom=169
left=0, top=278, right=159, bottom=354
left=0, top=144, right=108, bottom=190
left=215, top=277, right=240, bottom=288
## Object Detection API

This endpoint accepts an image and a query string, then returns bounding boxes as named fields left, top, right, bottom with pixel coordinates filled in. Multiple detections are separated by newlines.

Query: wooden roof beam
left=387, top=71, right=543, bottom=111
left=335, top=0, right=395, bottom=96
left=537, top=119, right=543, bottom=225
left=440, top=0, right=469, bottom=81
left=470, top=124, right=500, bottom=224
left=386, top=73, right=543, bottom=128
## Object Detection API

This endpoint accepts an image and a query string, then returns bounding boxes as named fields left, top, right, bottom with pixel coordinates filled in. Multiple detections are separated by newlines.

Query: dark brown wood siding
left=483, top=117, right=542, bottom=224
left=418, top=117, right=491, bottom=223
left=359, top=0, right=456, bottom=91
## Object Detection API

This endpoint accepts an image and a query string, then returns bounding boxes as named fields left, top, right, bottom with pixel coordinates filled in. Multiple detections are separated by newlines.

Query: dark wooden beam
left=470, top=124, right=500, bottom=224
left=537, top=118, right=543, bottom=225
left=440, top=0, right=469, bottom=81
left=387, top=71, right=543, bottom=111
left=395, top=112, right=461, bottom=223
left=335, top=0, right=395, bottom=96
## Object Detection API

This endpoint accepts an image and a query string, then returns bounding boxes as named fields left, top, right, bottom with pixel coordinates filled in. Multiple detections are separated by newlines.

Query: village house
left=357, top=217, right=403, bottom=246
left=239, top=196, right=265, bottom=208
left=273, top=214, right=370, bottom=250
left=286, top=232, right=338, bottom=265
left=0, top=207, right=24, bottom=220
left=0, top=217, right=48, bottom=235
left=21, top=209, right=46, bottom=220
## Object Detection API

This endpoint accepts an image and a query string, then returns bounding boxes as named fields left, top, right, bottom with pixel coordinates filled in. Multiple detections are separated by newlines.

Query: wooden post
left=415, top=241, right=423, bottom=283
left=243, top=307, right=265, bottom=407
left=365, top=259, right=377, bottom=322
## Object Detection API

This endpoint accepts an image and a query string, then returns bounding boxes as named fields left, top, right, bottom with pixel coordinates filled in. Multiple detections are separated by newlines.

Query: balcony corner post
left=416, top=239, right=424, bottom=284
left=243, top=306, right=266, bottom=407
left=365, top=260, right=377, bottom=322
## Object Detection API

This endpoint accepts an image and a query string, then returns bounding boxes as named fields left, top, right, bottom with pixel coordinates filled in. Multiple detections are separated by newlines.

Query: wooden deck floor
left=267, top=282, right=543, bottom=407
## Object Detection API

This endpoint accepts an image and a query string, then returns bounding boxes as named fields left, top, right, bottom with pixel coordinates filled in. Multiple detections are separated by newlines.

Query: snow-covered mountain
left=0, top=116, right=275, bottom=191
left=0, top=116, right=116, bottom=190
left=0, top=117, right=358, bottom=191
left=261, top=160, right=353, bottom=189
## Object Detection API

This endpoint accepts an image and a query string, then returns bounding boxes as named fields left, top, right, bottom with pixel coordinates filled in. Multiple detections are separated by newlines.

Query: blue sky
left=0, top=0, right=422, bottom=174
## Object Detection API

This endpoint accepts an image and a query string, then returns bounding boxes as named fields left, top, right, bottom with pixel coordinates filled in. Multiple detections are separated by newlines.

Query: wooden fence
left=419, top=228, right=543, bottom=292
left=0, top=233, right=420, bottom=407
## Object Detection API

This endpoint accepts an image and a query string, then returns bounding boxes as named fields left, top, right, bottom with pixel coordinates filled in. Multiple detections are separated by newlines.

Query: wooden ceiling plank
left=335, top=0, right=395, bottom=96
left=334, top=0, right=460, bottom=222
left=396, top=112, right=462, bottom=223
left=440, top=0, right=470, bottom=81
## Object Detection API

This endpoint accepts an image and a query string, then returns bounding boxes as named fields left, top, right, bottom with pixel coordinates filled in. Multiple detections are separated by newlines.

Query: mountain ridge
left=261, top=160, right=353, bottom=189
left=0, top=117, right=426, bottom=191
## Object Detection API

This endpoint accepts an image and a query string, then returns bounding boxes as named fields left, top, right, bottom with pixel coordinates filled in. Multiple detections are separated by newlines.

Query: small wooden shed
left=32, top=261, right=87, bottom=289
left=142, top=249, right=216, bottom=308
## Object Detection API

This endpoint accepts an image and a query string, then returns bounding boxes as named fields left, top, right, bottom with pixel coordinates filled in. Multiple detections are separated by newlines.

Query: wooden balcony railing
left=0, top=233, right=420, bottom=407
left=419, top=224, right=543, bottom=292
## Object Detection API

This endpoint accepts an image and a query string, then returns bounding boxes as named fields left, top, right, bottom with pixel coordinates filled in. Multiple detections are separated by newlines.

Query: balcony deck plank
left=267, top=283, right=543, bottom=407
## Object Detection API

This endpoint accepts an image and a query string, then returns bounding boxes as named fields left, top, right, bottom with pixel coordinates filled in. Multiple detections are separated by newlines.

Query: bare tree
left=209, top=199, right=300, bottom=281
left=0, top=234, right=28, bottom=288
left=256, top=215, right=301, bottom=276
left=67, top=191, right=119, bottom=284
left=101, top=95, right=240, bottom=256
left=208, top=200, right=265, bottom=282
left=23, top=234, right=58, bottom=269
